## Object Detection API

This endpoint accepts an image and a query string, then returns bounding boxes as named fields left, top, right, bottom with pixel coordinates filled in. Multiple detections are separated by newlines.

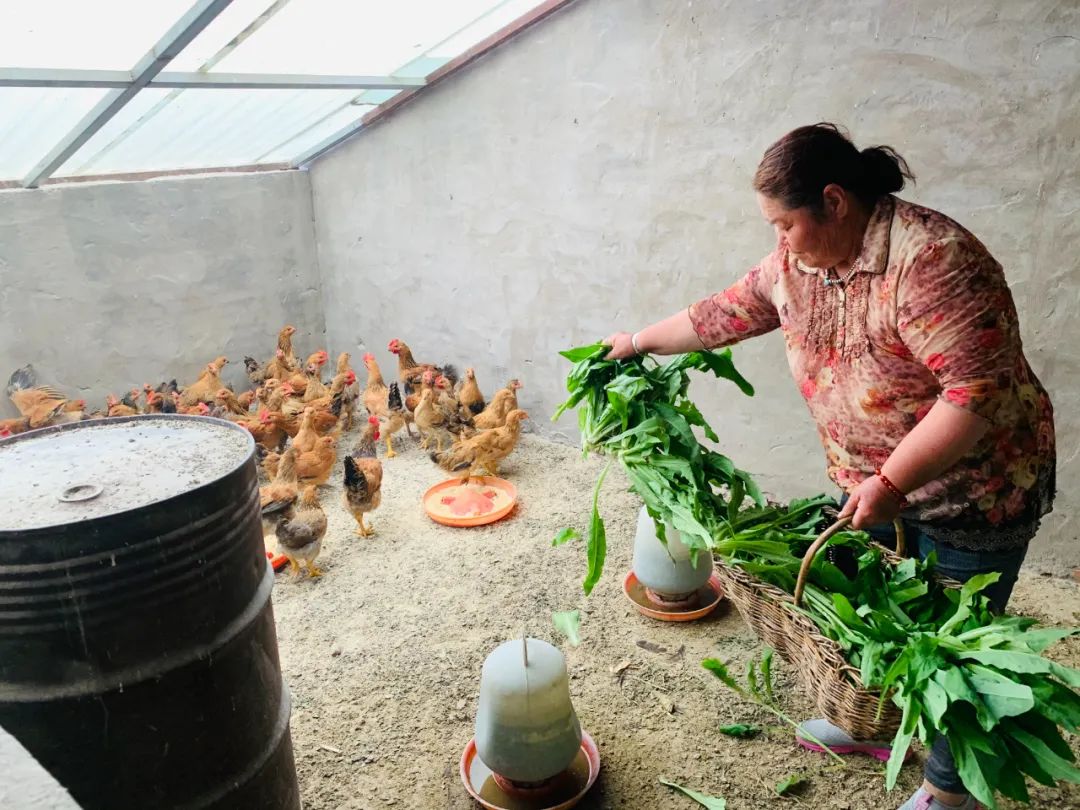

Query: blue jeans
left=859, top=516, right=1029, bottom=794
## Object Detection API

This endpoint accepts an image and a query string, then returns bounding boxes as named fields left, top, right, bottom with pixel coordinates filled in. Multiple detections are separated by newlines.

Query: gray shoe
left=896, top=787, right=983, bottom=810
left=795, top=718, right=900, bottom=763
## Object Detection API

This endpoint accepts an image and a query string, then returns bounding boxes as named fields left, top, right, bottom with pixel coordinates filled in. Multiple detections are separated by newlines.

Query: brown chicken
left=0, top=417, right=31, bottom=436
left=300, top=351, right=331, bottom=403
left=6, top=366, right=69, bottom=428
left=283, top=370, right=354, bottom=420
left=473, top=379, right=523, bottom=431
left=431, top=410, right=528, bottom=482
left=241, top=409, right=288, bottom=451
left=260, top=447, right=299, bottom=536
left=172, top=394, right=211, bottom=416
left=180, top=356, right=229, bottom=406
left=260, top=449, right=281, bottom=480
left=274, top=485, right=328, bottom=579
left=387, top=338, right=457, bottom=393
left=106, top=394, right=139, bottom=418
left=265, top=348, right=296, bottom=382
left=296, top=435, right=337, bottom=487
left=435, top=375, right=474, bottom=434
left=292, top=407, right=320, bottom=454
left=213, top=388, right=248, bottom=417
left=337, top=352, right=359, bottom=430
left=361, top=353, right=389, bottom=418
left=343, top=417, right=383, bottom=537
left=457, top=368, right=486, bottom=417
left=236, top=390, right=257, bottom=411
left=244, top=356, right=268, bottom=385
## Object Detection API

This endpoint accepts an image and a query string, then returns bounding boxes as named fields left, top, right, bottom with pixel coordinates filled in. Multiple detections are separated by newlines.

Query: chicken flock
left=3, top=325, right=528, bottom=580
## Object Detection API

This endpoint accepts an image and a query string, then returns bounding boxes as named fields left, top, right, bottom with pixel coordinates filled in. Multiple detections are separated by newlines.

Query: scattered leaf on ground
left=551, top=527, right=580, bottom=547
left=717, top=723, right=760, bottom=738
left=551, top=610, right=581, bottom=646
left=775, top=774, right=808, bottom=796
left=658, top=777, right=726, bottom=809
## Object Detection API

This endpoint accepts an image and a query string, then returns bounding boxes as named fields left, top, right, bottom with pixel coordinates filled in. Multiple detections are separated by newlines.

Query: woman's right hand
left=604, top=332, right=638, bottom=360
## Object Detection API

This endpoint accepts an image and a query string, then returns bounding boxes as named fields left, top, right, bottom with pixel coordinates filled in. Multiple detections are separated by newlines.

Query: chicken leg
left=289, top=558, right=302, bottom=579
left=306, top=561, right=323, bottom=578
left=385, top=434, right=397, bottom=459
left=354, top=514, right=375, bottom=538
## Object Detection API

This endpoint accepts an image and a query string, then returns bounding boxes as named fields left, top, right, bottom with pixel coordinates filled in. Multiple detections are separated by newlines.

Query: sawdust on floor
left=268, top=433, right=1080, bottom=810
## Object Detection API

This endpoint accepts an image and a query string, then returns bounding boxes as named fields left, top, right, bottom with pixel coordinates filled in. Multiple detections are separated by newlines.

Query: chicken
left=473, top=379, right=523, bottom=431
left=265, top=348, right=296, bottom=382
left=435, top=375, right=474, bottom=436
left=275, top=485, right=328, bottom=579
left=284, top=370, right=355, bottom=420
left=337, top=352, right=359, bottom=431
left=362, top=353, right=390, bottom=418
left=300, top=351, right=331, bottom=403
left=145, top=390, right=176, bottom=414
left=260, top=447, right=299, bottom=536
left=431, top=409, right=529, bottom=482
left=244, top=356, right=269, bottom=385
left=237, top=390, right=257, bottom=411
left=292, top=407, right=320, bottom=454
left=213, top=388, right=248, bottom=417
left=120, top=388, right=142, bottom=413
left=413, top=379, right=445, bottom=451
left=172, top=393, right=211, bottom=416
left=106, top=394, right=139, bottom=418
left=180, top=356, right=229, bottom=406
left=260, top=449, right=281, bottom=481
left=343, top=417, right=383, bottom=537
left=295, top=435, right=337, bottom=487
left=6, top=366, right=69, bottom=428
left=380, top=382, right=411, bottom=458
left=242, top=409, right=288, bottom=451
left=0, top=417, right=31, bottom=436
left=388, top=338, right=457, bottom=393
left=457, top=367, right=486, bottom=417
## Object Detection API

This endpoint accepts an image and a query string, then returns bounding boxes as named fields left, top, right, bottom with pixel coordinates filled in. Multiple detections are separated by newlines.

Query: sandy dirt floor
left=268, top=432, right=1080, bottom=810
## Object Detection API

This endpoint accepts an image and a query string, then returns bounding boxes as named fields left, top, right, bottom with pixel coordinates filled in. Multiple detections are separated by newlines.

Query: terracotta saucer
left=622, top=570, right=724, bottom=622
left=423, top=476, right=518, bottom=528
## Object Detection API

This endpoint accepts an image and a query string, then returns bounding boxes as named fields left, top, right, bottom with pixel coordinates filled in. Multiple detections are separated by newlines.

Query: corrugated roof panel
left=54, top=88, right=361, bottom=176
left=0, top=1, right=192, bottom=70
left=0, top=88, right=109, bottom=180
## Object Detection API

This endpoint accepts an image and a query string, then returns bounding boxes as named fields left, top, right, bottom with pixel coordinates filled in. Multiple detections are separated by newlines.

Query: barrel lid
left=0, top=416, right=253, bottom=532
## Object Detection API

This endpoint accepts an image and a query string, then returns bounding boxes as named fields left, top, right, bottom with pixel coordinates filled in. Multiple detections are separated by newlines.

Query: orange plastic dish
left=423, top=477, right=518, bottom=528
left=459, top=732, right=600, bottom=810
left=265, top=551, right=289, bottom=573
left=622, top=570, right=725, bottom=622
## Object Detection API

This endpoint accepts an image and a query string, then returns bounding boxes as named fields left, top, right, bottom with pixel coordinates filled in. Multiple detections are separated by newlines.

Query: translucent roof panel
left=0, top=88, right=109, bottom=179
left=54, top=89, right=368, bottom=177
left=0, top=0, right=555, bottom=184
left=172, top=0, right=518, bottom=75
left=0, top=1, right=193, bottom=70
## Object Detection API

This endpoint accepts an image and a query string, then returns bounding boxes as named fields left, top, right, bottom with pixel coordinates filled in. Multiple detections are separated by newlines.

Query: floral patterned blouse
left=689, top=196, right=1055, bottom=550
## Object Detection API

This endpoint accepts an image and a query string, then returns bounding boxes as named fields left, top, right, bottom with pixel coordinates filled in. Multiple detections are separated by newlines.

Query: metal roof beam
left=20, top=0, right=235, bottom=188
left=0, top=68, right=425, bottom=91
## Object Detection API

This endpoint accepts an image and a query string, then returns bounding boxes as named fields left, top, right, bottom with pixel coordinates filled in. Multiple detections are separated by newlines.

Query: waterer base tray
left=623, top=570, right=724, bottom=622
left=459, top=732, right=600, bottom=810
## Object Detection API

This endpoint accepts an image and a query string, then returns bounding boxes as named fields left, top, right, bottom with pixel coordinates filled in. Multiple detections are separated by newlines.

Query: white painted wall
left=308, top=0, right=1080, bottom=567
left=0, top=171, right=323, bottom=414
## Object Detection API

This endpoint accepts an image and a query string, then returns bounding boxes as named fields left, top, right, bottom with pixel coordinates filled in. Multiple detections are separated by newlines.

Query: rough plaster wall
left=309, top=0, right=1080, bottom=568
left=0, top=171, right=323, bottom=415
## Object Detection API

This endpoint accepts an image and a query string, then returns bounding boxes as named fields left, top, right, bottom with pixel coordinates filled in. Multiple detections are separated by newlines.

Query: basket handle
left=793, top=517, right=906, bottom=607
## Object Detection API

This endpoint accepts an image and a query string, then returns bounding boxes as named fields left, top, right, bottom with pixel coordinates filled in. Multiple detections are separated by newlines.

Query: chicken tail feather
left=6, top=365, right=36, bottom=397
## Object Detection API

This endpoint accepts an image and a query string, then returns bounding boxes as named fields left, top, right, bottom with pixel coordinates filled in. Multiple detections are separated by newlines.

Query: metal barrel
left=0, top=415, right=300, bottom=810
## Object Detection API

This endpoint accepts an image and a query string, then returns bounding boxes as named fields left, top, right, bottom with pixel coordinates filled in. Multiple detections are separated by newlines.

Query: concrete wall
left=0, top=171, right=323, bottom=415
left=309, top=0, right=1080, bottom=568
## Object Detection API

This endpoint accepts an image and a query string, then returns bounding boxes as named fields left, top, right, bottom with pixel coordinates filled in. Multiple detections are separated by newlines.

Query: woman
left=605, top=124, right=1055, bottom=810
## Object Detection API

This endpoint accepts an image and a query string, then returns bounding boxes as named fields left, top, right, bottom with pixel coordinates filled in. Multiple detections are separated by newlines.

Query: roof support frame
left=0, top=68, right=425, bottom=91
left=20, top=0, right=236, bottom=188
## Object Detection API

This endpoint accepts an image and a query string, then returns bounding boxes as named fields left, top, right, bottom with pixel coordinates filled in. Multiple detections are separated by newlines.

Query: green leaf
left=1008, top=724, right=1080, bottom=783
left=658, top=778, right=726, bottom=809
left=551, top=610, right=581, bottom=646
left=957, top=649, right=1080, bottom=689
left=582, top=461, right=611, bottom=596
left=702, top=659, right=745, bottom=696
left=559, top=342, right=608, bottom=362
left=694, top=348, right=755, bottom=396
left=760, top=648, right=776, bottom=705
left=885, top=694, right=920, bottom=790
left=774, top=774, right=808, bottom=796
left=965, top=664, right=1035, bottom=722
left=951, top=734, right=1000, bottom=809
left=717, top=723, right=760, bottom=738
left=551, top=527, right=580, bottom=547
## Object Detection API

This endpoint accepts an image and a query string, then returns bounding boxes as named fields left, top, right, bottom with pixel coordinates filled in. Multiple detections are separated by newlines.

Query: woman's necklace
left=822, top=253, right=864, bottom=288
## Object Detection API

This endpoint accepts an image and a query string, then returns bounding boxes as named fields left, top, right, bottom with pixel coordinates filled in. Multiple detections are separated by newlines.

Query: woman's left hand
left=840, top=475, right=904, bottom=530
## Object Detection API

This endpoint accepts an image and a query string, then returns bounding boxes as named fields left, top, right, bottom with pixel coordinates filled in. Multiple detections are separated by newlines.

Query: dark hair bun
left=860, top=146, right=912, bottom=196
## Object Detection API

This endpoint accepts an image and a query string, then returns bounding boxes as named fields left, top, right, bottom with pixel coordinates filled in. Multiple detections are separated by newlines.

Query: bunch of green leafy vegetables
left=550, top=341, right=763, bottom=594
left=716, top=514, right=1080, bottom=808
left=552, top=343, right=1080, bottom=808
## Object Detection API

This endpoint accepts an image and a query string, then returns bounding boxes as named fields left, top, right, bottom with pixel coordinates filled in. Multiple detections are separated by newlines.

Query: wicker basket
left=713, top=516, right=959, bottom=741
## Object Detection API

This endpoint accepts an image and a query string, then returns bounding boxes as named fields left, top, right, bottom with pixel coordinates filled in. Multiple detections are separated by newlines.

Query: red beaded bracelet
left=875, top=469, right=909, bottom=508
